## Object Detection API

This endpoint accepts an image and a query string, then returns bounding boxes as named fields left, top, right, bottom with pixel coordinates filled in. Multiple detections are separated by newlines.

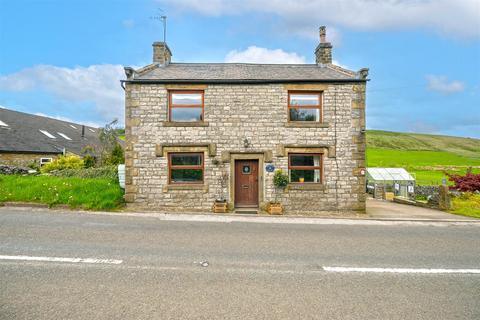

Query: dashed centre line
left=322, top=266, right=480, bottom=274
left=0, top=255, right=123, bottom=265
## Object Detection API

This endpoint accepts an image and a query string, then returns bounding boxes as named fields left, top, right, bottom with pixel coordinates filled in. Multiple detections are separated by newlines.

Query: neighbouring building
left=0, top=108, right=101, bottom=166
left=123, top=26, right=368, bottom=214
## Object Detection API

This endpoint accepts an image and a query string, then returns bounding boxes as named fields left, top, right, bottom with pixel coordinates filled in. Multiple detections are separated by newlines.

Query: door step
left=234, top=209, right=258, bottom=214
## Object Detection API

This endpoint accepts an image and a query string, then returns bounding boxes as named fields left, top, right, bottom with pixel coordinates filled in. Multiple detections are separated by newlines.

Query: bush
left=103, top=143, right=124, bottom=166
left=48, top=165, right=118, bottom=180
left=40, top=155, right=84, bottom=173
left=273, top=169, right=289, bottom=189
left=447, top=172, right=480, bottom=192
left=83, top=154, right=96, bottom=168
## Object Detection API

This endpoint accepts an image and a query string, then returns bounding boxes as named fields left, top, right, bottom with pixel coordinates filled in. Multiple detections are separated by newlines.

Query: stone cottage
left=123, top=27, right=368, bottom=214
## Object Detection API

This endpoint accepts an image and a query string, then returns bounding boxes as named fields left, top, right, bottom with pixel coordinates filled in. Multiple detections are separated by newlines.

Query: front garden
left=0, top=121, right=125, bottom=211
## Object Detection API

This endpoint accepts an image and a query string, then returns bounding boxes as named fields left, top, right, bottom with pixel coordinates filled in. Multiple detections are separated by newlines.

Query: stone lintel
left=155, top=143, right=216, bottom=157
left=221, top=150, right=272, bottom=163
left=283, top=84, right=329, bottom=91
left=277, top=144, right=335, bottom=158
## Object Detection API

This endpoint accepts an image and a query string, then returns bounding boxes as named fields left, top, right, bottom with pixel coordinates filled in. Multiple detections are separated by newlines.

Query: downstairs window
left=288, top=153, right=323, bottom=183
left=168, top=153, right=204, bottom=184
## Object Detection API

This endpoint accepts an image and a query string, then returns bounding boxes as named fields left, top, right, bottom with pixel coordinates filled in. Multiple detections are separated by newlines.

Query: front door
left=234, top=160, right=259, bottom=207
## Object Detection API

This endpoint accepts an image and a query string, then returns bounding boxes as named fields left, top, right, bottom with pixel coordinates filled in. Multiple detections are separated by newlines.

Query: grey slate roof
left=0, top=108, right=101, bottom=155
left=127, top=63, right=363, bottom=83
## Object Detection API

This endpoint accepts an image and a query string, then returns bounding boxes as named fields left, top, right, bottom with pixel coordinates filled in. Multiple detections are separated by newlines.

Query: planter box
left=267, top=203, right=283, bottom=215
left=213, top=201, right=228, bottom=213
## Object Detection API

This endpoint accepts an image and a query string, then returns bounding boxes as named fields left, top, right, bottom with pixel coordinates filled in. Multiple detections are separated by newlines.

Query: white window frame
left=40, top=158, right=53, bottom=166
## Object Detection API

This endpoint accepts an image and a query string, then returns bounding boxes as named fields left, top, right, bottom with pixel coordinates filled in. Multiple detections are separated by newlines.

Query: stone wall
left=0, top=153, right=59, bottom=167
left=124, top=82, right=366, bottom=214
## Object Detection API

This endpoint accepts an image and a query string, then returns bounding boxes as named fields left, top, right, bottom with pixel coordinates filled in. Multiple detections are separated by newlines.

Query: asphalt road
left=0, top=208, right=479, bottom=319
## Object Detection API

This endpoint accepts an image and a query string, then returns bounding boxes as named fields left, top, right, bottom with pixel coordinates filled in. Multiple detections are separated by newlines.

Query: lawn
left=449, top=193, right=480, bottom=219
left=0, top=175, right=125, bottom=211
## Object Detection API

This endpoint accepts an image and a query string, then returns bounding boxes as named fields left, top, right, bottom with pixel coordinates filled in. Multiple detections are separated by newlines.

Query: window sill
left=163, top=184, right=208, bottom=192
left=162, top=121, right=209, bottom=127
left=287, top=183, right=326, bottom=191
left=284, top=122, right=329, bottom=128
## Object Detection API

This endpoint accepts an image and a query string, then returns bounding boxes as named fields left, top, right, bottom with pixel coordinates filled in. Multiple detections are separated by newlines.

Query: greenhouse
left=366, top=168, right=416, bottom=200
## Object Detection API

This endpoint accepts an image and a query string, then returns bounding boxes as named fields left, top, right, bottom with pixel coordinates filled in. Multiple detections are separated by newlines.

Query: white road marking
left=323, top=266, right=480, bottom=274
left=0, top=255, right=122, bottom=265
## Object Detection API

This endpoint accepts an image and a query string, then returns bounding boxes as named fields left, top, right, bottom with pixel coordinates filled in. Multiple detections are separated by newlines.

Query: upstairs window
left=169, top=91, right=204, bottom=122
left=288, top=153, right=322, bottom=183
left=168, top=153, right=204, bottom=184
left=288, top=92, right=322, bottom=122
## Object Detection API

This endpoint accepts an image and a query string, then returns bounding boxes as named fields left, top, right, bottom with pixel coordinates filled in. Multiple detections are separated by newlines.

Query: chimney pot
left=319, top=26, right=327, bottom=43
left=315, top=26, right=332, bottom=64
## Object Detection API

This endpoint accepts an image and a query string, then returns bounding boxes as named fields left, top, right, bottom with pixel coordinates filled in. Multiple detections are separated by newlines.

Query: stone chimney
left=153, top=42, right=172, bottom=65
left=315, top=26, right=332, bottom=64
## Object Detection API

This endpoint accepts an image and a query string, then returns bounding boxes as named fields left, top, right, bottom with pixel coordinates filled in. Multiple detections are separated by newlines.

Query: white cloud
left=161, top=0, right=480, bottom=39
left=225, top=46, right=306, bottom=64
left=0, top=64, right=125, bottom=123
left=426, top=75, right=465, bottom=94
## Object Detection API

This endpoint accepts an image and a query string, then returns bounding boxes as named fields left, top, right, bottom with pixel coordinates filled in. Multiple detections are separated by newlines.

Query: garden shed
left=366, top=168, right=416, bottom=200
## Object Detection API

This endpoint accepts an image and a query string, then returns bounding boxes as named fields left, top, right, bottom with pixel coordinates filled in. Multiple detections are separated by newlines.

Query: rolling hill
left=366, top=130, right=480, bottom=185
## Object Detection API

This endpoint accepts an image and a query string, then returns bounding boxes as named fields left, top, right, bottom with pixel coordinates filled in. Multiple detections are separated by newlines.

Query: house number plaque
left=265, top=164, right=275, bottom=172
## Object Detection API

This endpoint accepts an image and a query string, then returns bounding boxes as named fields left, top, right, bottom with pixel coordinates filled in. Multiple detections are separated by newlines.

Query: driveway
left=367, top=197, right=473, bottom=220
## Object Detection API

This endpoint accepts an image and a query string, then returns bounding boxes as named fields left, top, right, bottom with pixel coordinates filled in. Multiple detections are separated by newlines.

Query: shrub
left=83, top=154, right=96, bottom=168
left=447, top=172, right=480, bottom=192
left=48, top=165, right=118, bottom=180
left=103, top=143, right=124, bottom=166
left=272, top=169, right=289, bottom=203
left=40, top=155, right=84, bottom=173
left=273, top=169, right=289, bottom=189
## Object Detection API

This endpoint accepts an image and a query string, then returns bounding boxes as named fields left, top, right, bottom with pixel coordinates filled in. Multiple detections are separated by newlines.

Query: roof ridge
left=167, top=62, right=320, bottom=66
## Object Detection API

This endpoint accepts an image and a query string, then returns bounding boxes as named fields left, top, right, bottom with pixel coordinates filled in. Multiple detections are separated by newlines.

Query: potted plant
left=213, top=172, right=228, bottom=213
left=267, top=169, right=288, bottom=215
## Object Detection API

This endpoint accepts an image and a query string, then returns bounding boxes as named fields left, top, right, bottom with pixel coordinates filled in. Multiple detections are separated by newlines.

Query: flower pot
left=267, top=202, right=283, bottom=215
left=213, top=201, right=228, bottom=213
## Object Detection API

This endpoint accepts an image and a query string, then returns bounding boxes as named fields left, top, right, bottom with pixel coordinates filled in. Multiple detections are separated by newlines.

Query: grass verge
left=0, top=175, right=125, bottom=211
left=449, top=193, right=480, bottom=219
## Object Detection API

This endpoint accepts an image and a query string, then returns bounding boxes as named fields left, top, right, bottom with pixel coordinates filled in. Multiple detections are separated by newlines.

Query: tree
left=98, top=119, right=124, bottom=166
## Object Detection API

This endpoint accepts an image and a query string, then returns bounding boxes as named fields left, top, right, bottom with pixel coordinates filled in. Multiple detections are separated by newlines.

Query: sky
left=0, top=0, right=479, bottom=137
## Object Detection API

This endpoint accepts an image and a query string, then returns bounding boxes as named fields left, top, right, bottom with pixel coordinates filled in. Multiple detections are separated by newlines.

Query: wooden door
left=234, top=160, right=259, bottom=207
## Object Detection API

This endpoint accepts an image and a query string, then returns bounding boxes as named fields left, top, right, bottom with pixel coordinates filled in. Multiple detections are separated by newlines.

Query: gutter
left=121, top=78, right=369, bottom=85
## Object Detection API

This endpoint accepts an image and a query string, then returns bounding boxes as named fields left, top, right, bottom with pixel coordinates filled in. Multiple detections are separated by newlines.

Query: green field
left=366, top=130, right=480, bottom=186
